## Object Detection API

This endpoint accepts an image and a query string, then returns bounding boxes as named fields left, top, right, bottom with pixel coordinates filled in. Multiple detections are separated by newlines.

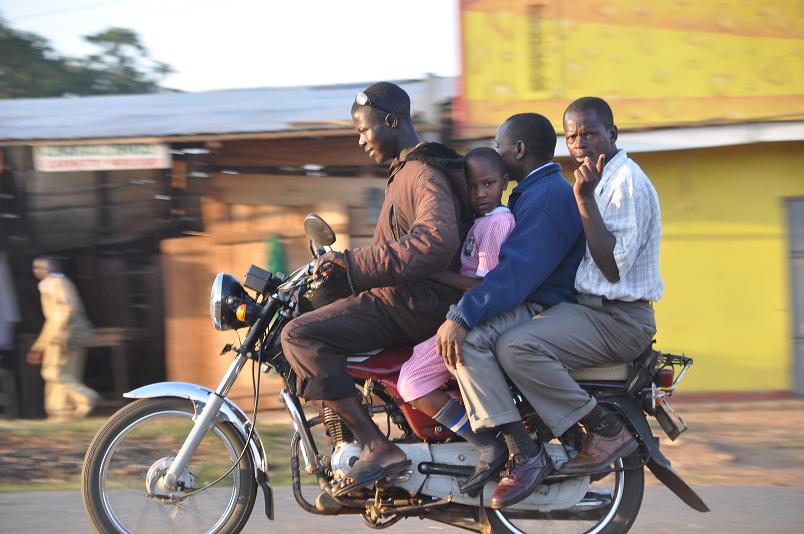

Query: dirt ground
left=645, top=399, right=804, bottom=486
left=1, top=399, right=802, bottom=491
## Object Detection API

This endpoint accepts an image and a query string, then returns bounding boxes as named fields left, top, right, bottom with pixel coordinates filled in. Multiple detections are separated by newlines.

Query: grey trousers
left=452, top=302, right=544, bottom=431
left=495, top=294, right=656, bottom=436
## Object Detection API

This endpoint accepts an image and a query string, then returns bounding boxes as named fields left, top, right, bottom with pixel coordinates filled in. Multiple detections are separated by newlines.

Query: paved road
left=1, top=485, right=802, bottom=533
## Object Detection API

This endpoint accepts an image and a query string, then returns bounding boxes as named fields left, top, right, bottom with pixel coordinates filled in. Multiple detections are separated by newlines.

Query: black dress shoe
left=489, top=448, right=553, bottom=509
left=459, top=449, right=508, bottom=497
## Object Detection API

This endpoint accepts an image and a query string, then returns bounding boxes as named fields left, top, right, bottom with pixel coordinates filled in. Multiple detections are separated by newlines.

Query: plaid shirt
left=574, top=150, right=664, bottom=302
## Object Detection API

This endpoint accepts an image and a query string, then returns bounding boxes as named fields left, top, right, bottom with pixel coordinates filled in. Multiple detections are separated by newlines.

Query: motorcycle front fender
left=124, top=381, right=274, bottom=519
left=601, top=395, right=710, bottom=513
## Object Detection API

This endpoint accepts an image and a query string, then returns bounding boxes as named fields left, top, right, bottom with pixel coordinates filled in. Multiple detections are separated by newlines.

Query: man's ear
left=385, top=113, right=399, bottom=128
left=514, top=140, right=526, bottom=160
left=609, top=124, right=618, bottom=144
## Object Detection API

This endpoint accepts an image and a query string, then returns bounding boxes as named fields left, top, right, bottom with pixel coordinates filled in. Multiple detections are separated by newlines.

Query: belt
left=602, top=296, right=650, bottom=305
left=578, top=293, right=650, bottom=309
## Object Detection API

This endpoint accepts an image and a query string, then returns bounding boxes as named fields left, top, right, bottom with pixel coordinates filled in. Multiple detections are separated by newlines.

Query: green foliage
left=0, top=14, right=174, bottom=98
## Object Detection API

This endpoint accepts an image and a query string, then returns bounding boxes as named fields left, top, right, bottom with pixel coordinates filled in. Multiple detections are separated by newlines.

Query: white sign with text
left=34, top=144, right=172, bottom=172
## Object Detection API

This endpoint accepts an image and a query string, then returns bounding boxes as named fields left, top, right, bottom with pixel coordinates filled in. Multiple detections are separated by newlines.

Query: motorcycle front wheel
left=487, top=451, right=644, bottom=534
left=82, top=397, right=257, bottom=534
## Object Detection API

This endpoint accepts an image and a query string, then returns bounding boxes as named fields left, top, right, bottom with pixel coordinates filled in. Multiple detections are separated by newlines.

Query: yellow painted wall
left=459, top=0, right=804, bottom=390
left=623, top=141, right=804, bottom=391
left=458, top=0, right=804, bottom=136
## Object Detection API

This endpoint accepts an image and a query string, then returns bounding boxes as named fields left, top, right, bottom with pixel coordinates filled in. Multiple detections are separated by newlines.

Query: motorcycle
left=82, top=213, right=708, bottom=534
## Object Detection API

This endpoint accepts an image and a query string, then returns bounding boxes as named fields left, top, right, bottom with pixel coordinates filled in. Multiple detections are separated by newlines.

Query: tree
left=81, top=28, right=174, bottom=94
left=0, top=16, right=73, bottom=98
left=0, top=14, right=174, bottom=98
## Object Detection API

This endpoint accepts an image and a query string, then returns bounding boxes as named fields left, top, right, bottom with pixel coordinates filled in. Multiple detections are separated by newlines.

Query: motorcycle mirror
left=303, top=213, right=336, bottom=247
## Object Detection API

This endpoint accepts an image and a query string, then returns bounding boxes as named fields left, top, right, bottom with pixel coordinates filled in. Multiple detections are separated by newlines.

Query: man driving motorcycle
left=280, top=81, right=472, bottom=496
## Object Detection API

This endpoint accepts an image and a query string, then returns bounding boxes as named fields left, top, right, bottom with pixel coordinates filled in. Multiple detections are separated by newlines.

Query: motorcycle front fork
left=162, top=353, right=249, bottom=489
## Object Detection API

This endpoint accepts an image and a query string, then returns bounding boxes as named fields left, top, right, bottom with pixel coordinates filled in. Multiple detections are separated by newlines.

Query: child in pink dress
left=397, top=147, right=515, bottom=494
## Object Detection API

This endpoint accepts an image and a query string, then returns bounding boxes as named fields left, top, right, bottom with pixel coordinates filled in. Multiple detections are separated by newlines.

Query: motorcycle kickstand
left=477, top=487, right=493, bottom=534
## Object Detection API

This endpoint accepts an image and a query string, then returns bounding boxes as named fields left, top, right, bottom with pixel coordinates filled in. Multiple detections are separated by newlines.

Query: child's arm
left=429, top=271, right=482, bottom=292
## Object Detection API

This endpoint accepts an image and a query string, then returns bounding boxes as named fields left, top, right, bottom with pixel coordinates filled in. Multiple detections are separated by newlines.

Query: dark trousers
left=280, top=280, right=461, bottom=400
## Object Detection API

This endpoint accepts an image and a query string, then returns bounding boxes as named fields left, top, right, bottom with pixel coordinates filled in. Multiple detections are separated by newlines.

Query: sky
left=1, top=0, right=461, bottom=92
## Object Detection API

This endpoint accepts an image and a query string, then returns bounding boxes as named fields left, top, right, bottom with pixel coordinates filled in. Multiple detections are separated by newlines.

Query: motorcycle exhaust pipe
left=418, top=462, right=474, bottom=478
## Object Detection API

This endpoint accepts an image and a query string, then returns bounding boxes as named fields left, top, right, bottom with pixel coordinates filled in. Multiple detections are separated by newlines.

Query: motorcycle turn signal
left=235, top=302, right=259, bottom=325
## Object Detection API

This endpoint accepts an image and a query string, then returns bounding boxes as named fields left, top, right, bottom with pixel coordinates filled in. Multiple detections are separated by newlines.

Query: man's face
left=563, top=109, right=616, bottom=167
left=32, top=260, right=49, bottom=280
left=494, top=122, right=520, bottom=179
left=352, top=108, right=396, bottom=164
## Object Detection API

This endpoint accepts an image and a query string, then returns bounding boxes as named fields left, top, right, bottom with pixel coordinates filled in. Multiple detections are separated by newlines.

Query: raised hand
left=573, top=154, right=606, bottom=200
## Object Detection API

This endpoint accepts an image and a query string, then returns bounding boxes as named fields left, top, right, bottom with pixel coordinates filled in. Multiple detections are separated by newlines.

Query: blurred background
left=0, top=0, right=803, bottom=420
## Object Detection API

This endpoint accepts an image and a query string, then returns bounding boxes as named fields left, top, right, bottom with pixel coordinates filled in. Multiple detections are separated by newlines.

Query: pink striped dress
left=397, top=206, right=516, bottom=402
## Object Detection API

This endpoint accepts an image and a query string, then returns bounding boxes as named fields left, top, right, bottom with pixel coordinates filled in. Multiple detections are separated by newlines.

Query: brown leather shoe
left=559, top=426, right=638, bottom=475
left=489, top=449, right=553, bottom=509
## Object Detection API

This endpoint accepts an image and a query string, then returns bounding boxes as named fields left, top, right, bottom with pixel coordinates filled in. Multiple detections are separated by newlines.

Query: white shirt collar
left=521, top=161, right=553, bottom=182
left=484, top=205, right=511, bottom=216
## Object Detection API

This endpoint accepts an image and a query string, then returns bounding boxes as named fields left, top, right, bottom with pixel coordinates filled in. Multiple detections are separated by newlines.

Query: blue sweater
left=446, top=162, right=585, bottom=329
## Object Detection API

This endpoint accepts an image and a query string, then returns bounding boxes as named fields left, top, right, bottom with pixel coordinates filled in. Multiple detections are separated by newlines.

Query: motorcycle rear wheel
left=82, top=397, right=257, bottom=534
left=487, top=451, right=644, bottom=534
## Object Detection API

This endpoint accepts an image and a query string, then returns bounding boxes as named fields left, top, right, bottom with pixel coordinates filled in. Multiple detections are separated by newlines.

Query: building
left=456, top=0, right=804, bottom=395
left=0, top=77, right=454, bottom=413
left=3, top=0, right=804, bottom=406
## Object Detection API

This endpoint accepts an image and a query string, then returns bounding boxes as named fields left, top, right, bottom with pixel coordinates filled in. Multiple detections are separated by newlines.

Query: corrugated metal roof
left=0, top=77, right=455, bottom=143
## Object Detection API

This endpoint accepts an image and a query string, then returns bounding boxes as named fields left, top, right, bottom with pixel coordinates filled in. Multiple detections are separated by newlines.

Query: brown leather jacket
left=348, top=143, right=471, bottom=292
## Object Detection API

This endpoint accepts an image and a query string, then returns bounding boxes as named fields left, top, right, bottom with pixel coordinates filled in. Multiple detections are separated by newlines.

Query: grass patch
left=0, top=417, right=108, bottom=437
left=0, top=414, right=324, bottom=492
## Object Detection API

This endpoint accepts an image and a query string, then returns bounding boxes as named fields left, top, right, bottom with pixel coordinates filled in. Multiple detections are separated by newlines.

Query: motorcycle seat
left=347, top=347, right=412, bottom=378
left=570, top=343, right=657, bottom=383
left=570, top=363, right=631, bottom=381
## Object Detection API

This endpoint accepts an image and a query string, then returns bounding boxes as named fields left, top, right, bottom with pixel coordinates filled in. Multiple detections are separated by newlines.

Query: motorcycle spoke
left=88, top=403, right=250, bottom=534
left=491, top=456, right=632, bottom=534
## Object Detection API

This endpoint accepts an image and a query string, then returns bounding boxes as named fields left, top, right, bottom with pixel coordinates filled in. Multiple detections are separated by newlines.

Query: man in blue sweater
left=435, top=113, right=585, bottom=507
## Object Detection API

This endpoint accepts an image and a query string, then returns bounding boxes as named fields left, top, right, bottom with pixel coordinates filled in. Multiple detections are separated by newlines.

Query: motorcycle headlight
left=210, top=273, right=248, bottom=330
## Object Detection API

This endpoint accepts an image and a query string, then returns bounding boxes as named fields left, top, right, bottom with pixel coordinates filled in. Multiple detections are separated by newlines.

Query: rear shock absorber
left=323, top=406, right=355, bottom=445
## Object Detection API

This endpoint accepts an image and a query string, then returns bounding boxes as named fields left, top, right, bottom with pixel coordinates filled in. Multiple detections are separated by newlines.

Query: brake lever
left=277, top=263, right=316, bottom=292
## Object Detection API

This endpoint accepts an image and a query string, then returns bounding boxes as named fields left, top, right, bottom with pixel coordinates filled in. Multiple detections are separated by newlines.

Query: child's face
left=466, top=157, right=509, bottom=216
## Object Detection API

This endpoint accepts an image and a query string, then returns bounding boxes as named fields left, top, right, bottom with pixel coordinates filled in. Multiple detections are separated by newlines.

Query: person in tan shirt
left=27, top=257, right=98, bottom=419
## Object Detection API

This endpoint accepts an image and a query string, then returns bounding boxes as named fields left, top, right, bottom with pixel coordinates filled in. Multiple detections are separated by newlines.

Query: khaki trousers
left=452, top=302, right=544, bottom=431
left=494, top=294, right=656, bottom=436
left=41, top=344, right=98, bottom=417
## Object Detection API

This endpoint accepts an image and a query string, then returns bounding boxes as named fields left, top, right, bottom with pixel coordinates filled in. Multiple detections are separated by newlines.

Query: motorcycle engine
left=330, top=442, right=362, bottom=481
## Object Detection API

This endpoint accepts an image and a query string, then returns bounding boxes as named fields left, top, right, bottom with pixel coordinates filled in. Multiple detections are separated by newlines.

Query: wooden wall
left=4, top=133, right=390, bottom=412
left=2, top=146, right=174, bottom=415
left=162, top=171, right=386, bottom=407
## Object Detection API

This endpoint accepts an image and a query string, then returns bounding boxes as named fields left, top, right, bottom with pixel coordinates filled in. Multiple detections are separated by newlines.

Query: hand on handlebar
left=310, top=251, right=348, bottom=278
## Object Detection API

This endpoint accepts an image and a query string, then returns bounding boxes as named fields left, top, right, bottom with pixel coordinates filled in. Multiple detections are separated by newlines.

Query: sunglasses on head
left=355, top=91, right=394, bottom=115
